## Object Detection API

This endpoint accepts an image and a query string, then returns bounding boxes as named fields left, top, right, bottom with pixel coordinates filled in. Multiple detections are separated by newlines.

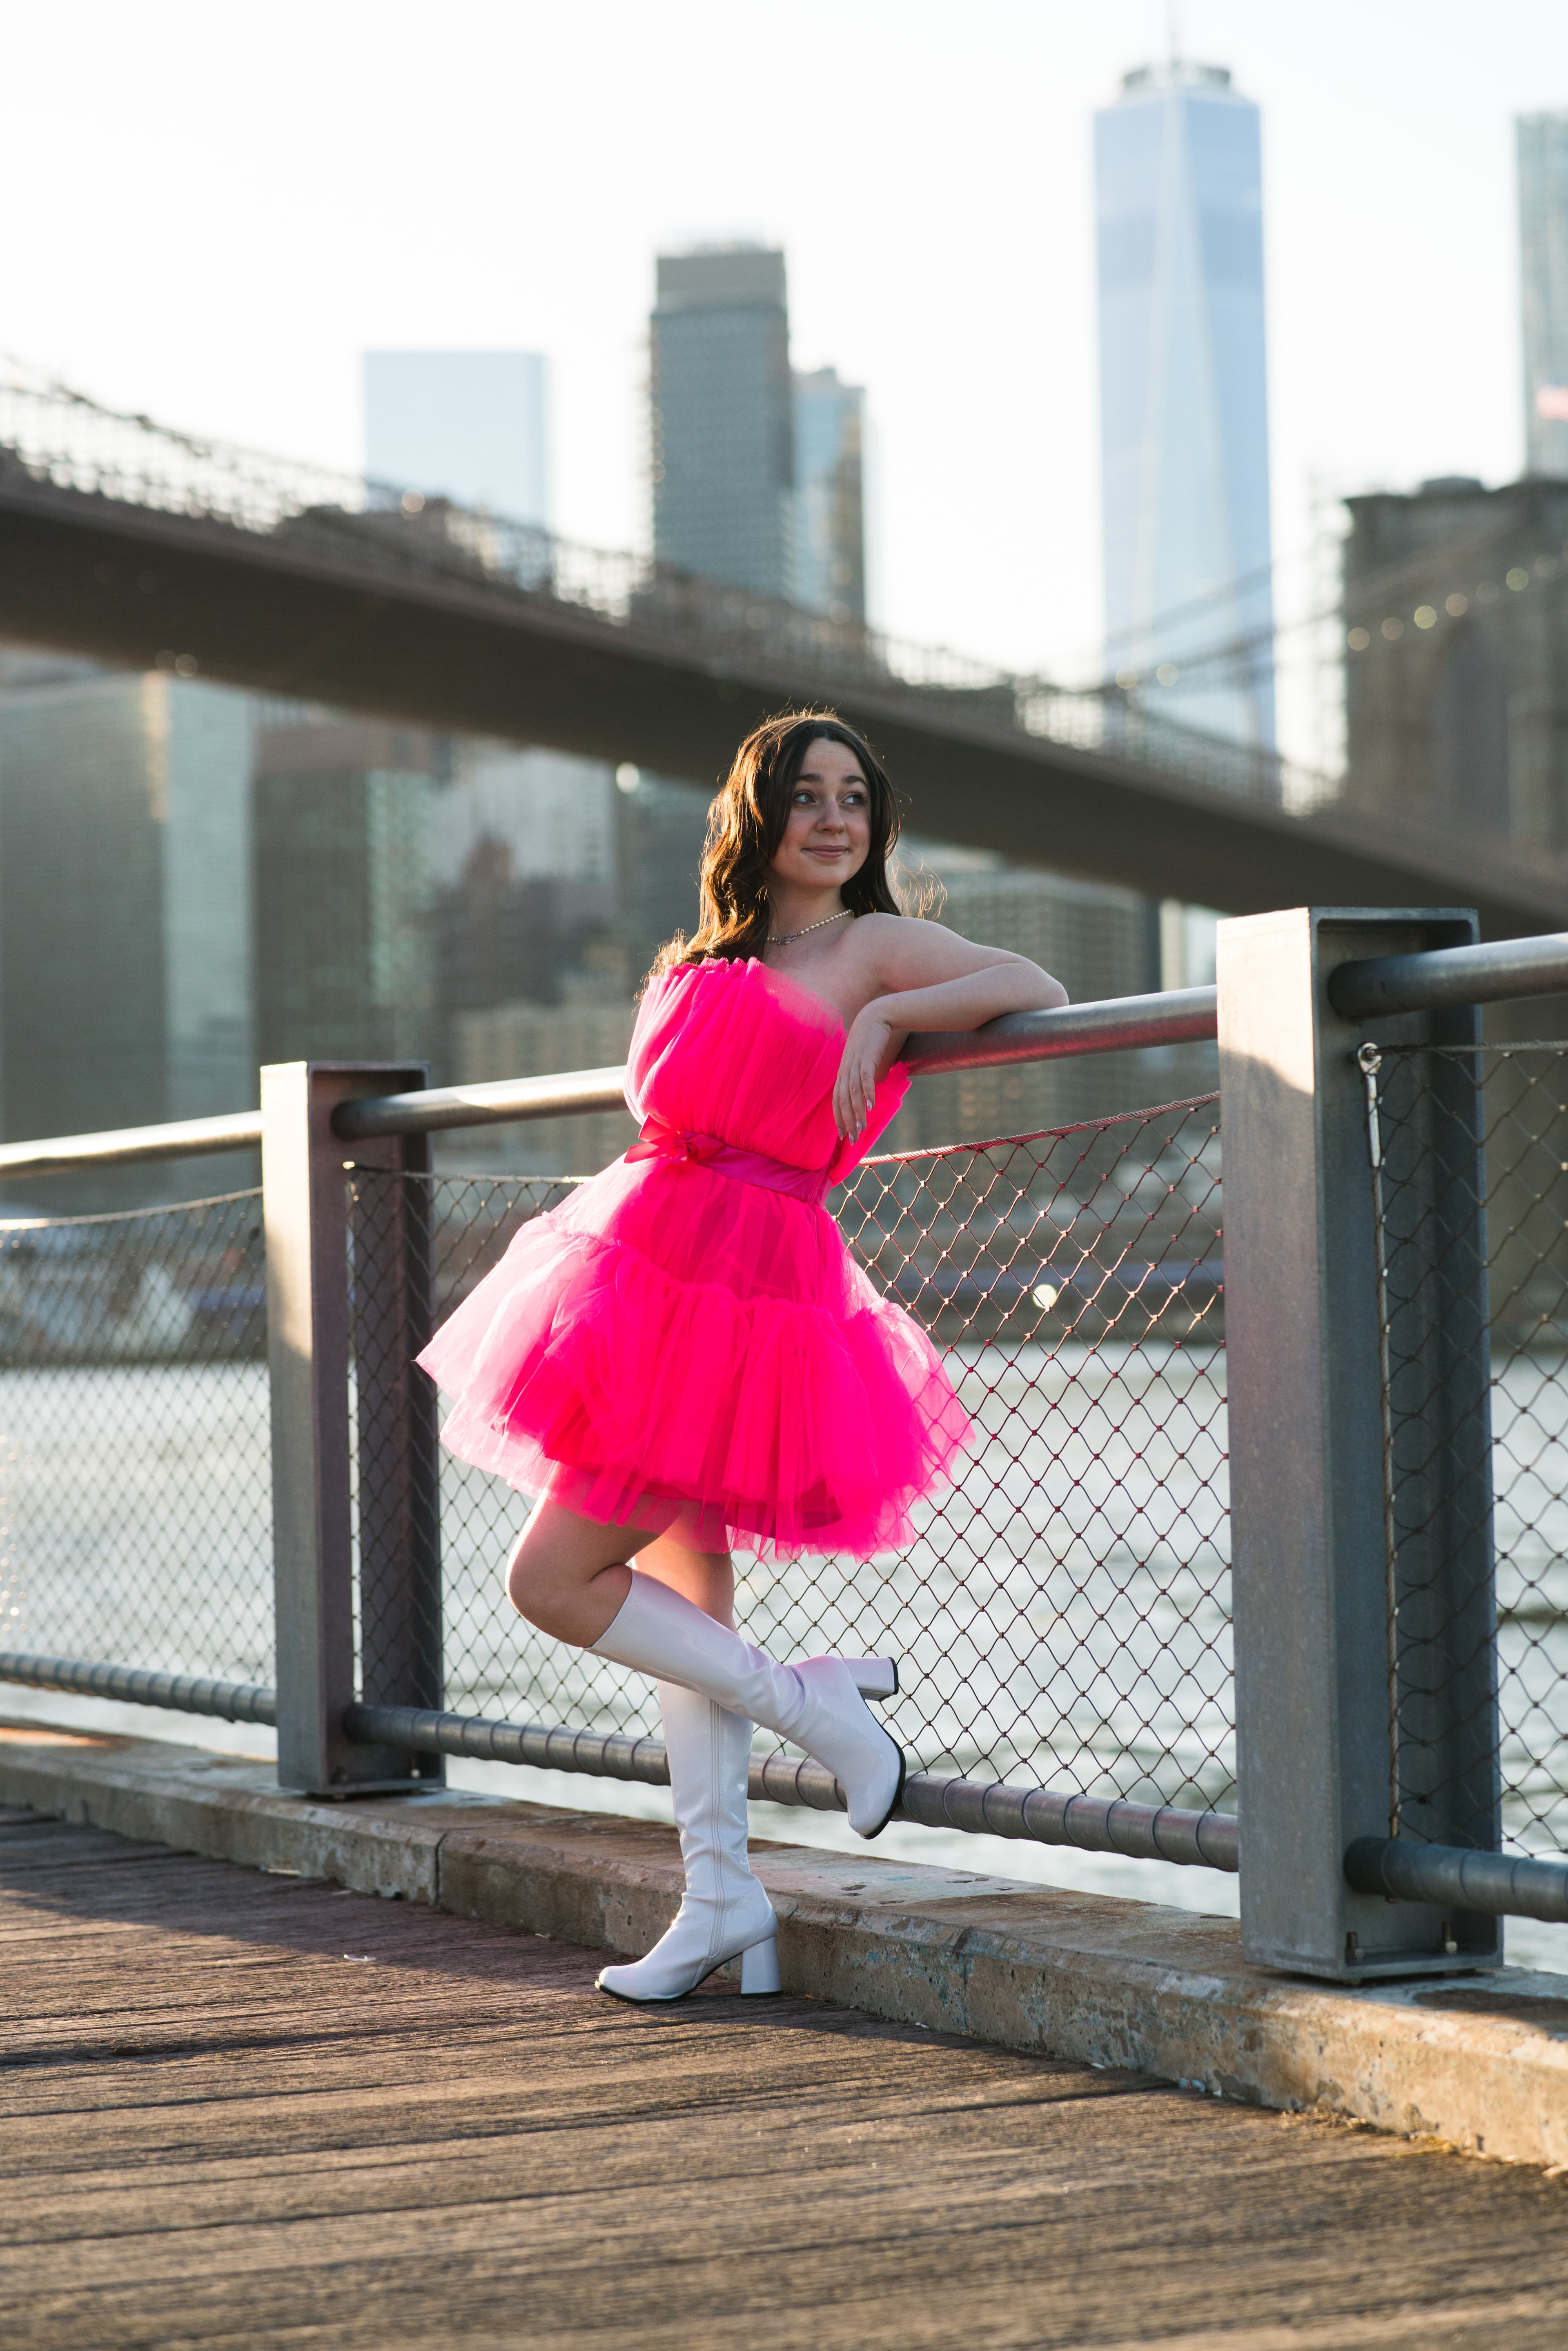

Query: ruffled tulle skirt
left=416, top=1154, right=973, bottom=1560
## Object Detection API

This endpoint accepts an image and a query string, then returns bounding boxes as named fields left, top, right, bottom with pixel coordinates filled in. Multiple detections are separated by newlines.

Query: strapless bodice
left=625, top=956, right=908, bottom=1186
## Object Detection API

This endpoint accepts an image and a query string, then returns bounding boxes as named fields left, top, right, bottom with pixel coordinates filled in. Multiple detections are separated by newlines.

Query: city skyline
left=4, top=1, right=1557, bottom=696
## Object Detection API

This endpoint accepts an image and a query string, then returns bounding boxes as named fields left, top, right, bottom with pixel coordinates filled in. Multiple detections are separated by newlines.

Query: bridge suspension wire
left=1089, top=505, right=1555, bottom=705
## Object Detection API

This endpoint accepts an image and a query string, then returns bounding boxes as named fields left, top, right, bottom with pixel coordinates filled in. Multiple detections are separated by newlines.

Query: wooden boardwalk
left=4, top=1803, right=1567, bottom=2351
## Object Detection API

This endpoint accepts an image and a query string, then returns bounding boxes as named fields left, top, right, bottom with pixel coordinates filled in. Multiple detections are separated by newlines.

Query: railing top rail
left=336, top=1065, right=630, bottom=1143
left=331, top=987, right=1221, bottom=1141
left=904, top=985, right=1217, bottom=1076
left=0, top=1108, right=263, bottom=1186
left=14, top=924, right=1568, bottom=1178
left=12, top=917, right=1568, bottom=1175
left=1329, top=931, right=1568, bottom=1019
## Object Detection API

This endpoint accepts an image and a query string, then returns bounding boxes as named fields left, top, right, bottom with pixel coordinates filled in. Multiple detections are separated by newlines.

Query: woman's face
left=768, top=737, right=871, bottom=898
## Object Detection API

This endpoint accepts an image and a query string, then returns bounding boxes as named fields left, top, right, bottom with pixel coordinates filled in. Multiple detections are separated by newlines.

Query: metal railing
left=343, top=1089, right=1232, bottom=1866
left=2, top=920, right=1568, bottom=1980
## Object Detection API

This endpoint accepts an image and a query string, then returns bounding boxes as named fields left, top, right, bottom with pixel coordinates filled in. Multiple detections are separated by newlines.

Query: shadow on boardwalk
left=3, top=1803, right=1567, bottom=2351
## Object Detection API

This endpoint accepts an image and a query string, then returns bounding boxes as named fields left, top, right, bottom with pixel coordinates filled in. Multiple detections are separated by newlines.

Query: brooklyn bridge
left=0, top=361, right=1562, bottom=938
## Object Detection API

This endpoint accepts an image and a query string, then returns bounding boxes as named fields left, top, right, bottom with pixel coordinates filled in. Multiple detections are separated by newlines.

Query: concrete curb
left=5, top=1718, right=1566, bottom=2168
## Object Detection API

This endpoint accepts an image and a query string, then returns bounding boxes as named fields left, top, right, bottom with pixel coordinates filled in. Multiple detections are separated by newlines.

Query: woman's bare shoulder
left=858, top=909, right=1015, bottom=984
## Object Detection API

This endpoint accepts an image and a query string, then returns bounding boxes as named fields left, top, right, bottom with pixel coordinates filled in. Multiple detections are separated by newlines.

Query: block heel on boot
left=839, top=1656, right=898, bottom=1700
left=740, top=1935, right=782, bottom=1994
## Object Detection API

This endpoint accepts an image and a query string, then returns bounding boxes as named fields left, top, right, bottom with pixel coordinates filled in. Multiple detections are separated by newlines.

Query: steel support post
left=1218, top=909, right=1501, bottom=1981
left=350, top=1117, right=444, bottom=1781
left=261, top=1061, right=441, bottom=1794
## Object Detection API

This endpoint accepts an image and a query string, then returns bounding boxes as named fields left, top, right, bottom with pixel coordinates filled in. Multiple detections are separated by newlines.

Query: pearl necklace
left=766, top=907, right=853, bottom=946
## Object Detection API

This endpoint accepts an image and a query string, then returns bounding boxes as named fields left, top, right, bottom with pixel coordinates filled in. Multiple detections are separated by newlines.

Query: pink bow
left=625, top=1113, right=721, bottom=1165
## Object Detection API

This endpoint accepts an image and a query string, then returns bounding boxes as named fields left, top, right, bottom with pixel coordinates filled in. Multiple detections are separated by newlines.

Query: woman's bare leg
left=510, top=1498, right=902, bottom=1840
left=505, top=1499, right=733, bottom=1645
left=630, top=1525, right=735, bottom=1628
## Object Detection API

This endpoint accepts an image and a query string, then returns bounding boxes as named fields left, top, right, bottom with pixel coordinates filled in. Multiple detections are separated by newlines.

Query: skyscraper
left=363, top=351, right=551, bottom=522
left=0, top=662, right=253, bottom=1185
left=793, top=365, right=867, bottom=622
left=252, top=716, right=441, bottom=1070
left=1519, top=115, right=1568, bottom=479
left=1095, top=58, right=1275, bottom=747
left=1339, top=476, right=1568, bottom=842
left=651, top=247, right=794, bottom=598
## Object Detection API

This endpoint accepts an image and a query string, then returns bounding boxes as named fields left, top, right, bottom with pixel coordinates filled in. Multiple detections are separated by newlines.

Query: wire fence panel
left=1372, top=1043, right=1568, bottom=1862
left=0, top=1191, right=274, bottom=1685
left=348, top=1170, right=577, bottom=1727
left=352, top=1094, right=1230, bottom=1814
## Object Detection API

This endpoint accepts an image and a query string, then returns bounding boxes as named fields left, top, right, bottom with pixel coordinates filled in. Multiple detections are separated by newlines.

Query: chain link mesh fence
left=0, top=1191, right=274, bottom=1685
left=1371, top=1043, right=1568, bottom=1864
left=350, top=1093, right=1231, bottom=1815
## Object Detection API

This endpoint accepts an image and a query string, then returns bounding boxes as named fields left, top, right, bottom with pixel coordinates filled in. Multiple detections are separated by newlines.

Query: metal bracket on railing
left=1357, top=1041, right=1402, bottom=1841
left=1356, top=1041, right=1383, bottom=1171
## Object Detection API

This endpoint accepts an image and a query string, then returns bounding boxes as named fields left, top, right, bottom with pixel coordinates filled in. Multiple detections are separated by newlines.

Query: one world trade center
left=1095, top=57, right=1276, bottom=751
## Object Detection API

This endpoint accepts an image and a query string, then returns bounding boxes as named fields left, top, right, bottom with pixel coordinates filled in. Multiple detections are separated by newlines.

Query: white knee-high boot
left=591, top=1572, right=904, bottom=1839
left=596, top=1684, right=780, bottom=2004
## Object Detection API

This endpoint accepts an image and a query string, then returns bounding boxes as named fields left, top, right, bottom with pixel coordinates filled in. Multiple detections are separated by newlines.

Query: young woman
left=417, top=710, right=1066, bottom=2003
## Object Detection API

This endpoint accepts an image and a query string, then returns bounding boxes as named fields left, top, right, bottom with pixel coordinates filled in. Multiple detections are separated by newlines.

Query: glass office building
left=0, top=660, right=253, bottom=1187
left=1095, top=59, right=1275, bottom=747
left=651, top=247, right=795, bottom=599
left=363, top=350, right=551, bottom=523
left=793, top=365, right=866, bottom=622
left=1519, top=115, right=1568, bottom=479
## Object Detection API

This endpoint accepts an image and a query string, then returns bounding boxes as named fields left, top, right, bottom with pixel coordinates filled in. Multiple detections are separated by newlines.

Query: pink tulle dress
left=416, top=955, right=973, bottom=1559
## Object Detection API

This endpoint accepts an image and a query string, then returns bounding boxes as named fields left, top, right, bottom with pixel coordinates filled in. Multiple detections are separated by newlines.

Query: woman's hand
left=833, top=1004, right=902, bottom=1139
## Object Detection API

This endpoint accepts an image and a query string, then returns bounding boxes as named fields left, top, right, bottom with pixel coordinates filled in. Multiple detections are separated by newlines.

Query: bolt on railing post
left=1216, top=907, right=1501, bottom=1981
left=261, top=1061, right=439, bottom=1794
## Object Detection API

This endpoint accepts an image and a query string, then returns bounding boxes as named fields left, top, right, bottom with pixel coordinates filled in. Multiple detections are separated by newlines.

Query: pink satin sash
left=626, top=1112, right=830, bottom=1206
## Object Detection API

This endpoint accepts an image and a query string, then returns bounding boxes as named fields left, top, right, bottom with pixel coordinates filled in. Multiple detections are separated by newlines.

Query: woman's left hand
left=833, top=1006, right=899, bottom=1139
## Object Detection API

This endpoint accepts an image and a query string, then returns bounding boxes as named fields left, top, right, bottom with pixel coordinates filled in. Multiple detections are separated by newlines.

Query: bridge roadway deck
left=4, top=471, right=1567, bottom=936
left=4, top=1804, right=1567, bottom=2350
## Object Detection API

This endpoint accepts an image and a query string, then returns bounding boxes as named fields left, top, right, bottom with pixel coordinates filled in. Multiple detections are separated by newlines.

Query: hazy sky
left=4, top=1, right=1563, bottom=682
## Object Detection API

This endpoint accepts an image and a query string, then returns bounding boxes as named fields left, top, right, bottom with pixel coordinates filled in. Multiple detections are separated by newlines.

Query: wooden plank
left=3, top=1808, right=1566, bottom=2351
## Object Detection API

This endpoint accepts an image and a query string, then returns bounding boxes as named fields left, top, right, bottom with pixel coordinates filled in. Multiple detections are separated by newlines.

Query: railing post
left=261, top=1060, right=439, bottom=1794
left=1217, top=907, right=1501, bottom=1981
left=348, top=1127, right=445, bottom=1781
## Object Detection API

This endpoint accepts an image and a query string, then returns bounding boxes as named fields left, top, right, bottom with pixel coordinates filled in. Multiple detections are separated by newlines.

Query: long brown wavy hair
left=655, top=709, right=902, bottom=974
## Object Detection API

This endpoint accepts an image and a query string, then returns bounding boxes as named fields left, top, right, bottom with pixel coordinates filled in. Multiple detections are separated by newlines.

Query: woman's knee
left=504, top=1503, right=648, bottom=1644
left=506, top=1537, right=547, bottom=1620
left=505, top=1510, right=626, bottom=1629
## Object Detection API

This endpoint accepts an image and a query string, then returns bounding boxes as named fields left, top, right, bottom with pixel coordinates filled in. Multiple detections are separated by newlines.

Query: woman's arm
left=833, top=918, right=1067, bottom=1138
